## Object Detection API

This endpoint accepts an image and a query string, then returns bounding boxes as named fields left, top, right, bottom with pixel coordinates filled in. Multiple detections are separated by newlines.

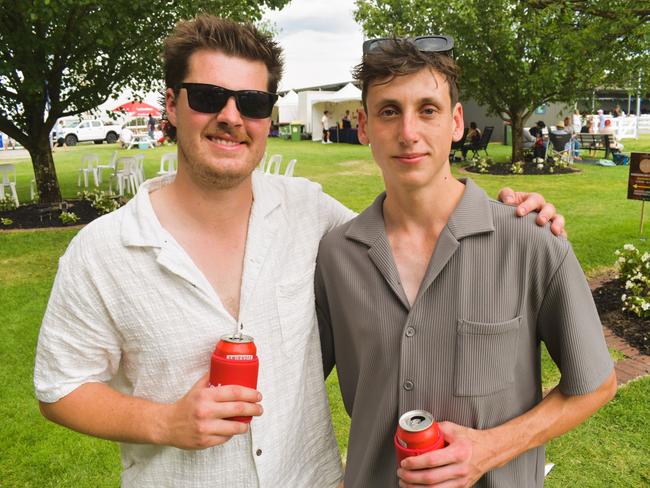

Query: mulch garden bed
left=463, top=162, right=581, bottom=175
left=592, top=278, right=649, bottom=355
left=1, top=203, right=647, bottom=355
left=0, top=199, right=102, bottom=229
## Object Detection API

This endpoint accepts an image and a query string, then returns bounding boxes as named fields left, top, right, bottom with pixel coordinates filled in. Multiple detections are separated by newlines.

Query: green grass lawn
left=1, top=136, right=649, bottom=486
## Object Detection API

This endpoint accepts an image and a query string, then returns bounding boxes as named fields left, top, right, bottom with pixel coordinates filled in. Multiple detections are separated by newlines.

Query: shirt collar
left=345, top=177, right=495, bottom=246
left=120, top=171, right=283, bottom=249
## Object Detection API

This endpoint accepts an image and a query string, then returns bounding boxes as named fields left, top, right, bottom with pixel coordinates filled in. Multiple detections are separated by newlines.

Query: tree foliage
left=0, top=0, right=289, bottom=204
left=354, top=0, right=650, bottom=162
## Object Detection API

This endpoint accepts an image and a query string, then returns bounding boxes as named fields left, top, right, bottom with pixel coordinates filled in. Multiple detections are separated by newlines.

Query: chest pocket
left=454, top=317, right=521, bottom=396
left=276, top=270, right=316, bottom=357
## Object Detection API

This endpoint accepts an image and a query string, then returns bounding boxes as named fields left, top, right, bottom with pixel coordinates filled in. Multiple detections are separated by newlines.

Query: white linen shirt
left=34, top=172, right=354, bottom=487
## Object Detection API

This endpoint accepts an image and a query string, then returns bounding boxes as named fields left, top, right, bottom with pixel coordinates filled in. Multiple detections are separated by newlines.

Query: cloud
left=264, top=0, right=364, bottom=90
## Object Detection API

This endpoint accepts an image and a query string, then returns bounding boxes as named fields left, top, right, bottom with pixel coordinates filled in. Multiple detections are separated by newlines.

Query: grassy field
left=1, top=136, right=649, bottom=486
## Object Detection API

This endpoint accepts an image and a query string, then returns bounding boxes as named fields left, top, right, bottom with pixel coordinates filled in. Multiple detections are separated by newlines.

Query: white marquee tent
left=309, top=83, right=362, bottom=141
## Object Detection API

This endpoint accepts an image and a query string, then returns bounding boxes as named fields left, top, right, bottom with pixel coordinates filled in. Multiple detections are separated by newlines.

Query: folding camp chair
left=449, top=127, right=469, bottom=162
left=468, top=126, right=494, bottom=159
left=546, top=133, right=573, bottom=164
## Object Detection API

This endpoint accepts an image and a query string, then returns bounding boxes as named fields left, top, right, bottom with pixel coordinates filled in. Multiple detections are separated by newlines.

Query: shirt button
left=405, top=327, right=416, bottom=337
left=403, top=380, right=414, bottom=391
left=256, top=449, right=262, bottom=456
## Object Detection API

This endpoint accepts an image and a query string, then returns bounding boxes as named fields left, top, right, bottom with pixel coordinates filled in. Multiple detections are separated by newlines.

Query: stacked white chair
left=96, top=151, right=118, bottom=185
left=264, top=154, right=282, bottom=174
left=133, top=154, right=146, bottom=188
left=110, top=156, right=139, bottom=196
left=77, top=153, right=100, bottom=188
left=284, top=159, right=297, bottom=177
left=257, top=152, right=267, bottom=172
left=157, top=153, right=177, bottom=176
left=0, top=164, right=19, bottom=206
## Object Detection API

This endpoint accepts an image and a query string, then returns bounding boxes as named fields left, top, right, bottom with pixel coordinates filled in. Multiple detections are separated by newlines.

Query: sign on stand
left=627, top=152, right=650, bottom=236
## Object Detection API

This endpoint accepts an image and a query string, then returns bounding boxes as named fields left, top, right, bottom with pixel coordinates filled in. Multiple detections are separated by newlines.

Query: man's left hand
left=498, top=187, right=566, bottom=237
left=397, top=421, right=491, bottom=488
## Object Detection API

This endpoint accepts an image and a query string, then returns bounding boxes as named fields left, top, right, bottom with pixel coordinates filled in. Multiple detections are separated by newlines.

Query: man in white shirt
left=322, top=110, right=332, bottom=143
left=34, top=14, right=564, bottom=487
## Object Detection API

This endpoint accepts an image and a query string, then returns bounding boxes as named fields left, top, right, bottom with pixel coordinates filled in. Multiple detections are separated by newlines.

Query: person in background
left=563, top=116, right=581, bottom=160
left=147, top=114, right=157, bottom=139
left=597, top=109, right=606, bottom=131
left=461, top=121, right=481, bottom=160
left=119, top=126, right=134, bottom=148
left=572, top=109, right=582, bottom=134
left=322, top=110, right=332, bottom=144
left=600, top=119, right=624, bottom=152
left=342, top=110, right=352, bottom=129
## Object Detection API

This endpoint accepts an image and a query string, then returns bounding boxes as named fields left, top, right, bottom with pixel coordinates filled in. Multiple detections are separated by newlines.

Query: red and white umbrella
left=112, top=101, right=161, bottom=117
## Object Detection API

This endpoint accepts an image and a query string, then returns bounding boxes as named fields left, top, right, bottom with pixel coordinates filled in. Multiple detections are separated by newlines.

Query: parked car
left=52, top=119, right=121, bottom=146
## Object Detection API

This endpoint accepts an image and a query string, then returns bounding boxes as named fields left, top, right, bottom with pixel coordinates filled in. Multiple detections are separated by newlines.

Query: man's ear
left=451, top=102, right=464, bottom=142
left=166, top=88, right=178, bottom=126
left=358, top=108, right=370, bottom=145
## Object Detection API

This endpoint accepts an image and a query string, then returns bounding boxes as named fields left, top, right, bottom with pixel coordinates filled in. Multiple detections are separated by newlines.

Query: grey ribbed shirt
left=315, top=178, right=613, bottom=488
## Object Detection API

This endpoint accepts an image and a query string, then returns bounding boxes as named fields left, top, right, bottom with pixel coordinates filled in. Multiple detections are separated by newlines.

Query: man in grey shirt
left=315, top=36, right=616, bottom=487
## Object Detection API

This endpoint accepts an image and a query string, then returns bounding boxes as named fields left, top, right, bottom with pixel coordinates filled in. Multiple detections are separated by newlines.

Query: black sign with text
left=627, top=152, right=650, bottom=201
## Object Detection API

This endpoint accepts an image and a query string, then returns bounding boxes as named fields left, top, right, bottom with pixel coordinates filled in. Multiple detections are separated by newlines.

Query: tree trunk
left=510, top=111, right=526, bottom=163
left=29, top=133, right=62, bottom=205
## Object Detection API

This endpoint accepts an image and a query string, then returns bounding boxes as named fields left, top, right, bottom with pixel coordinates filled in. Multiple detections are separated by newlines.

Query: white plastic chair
left=110, top=156, right=139, bottom=196
left=96, top=151, right=118, bottom=185
left=157, top=153, right=177, bottom=176
left=0, top=164, right=19, bottom=206
left=77, top=154, right=99, bottom=188
left=257, top=152, right=267, bottom=172
left=264, top=154, right=282, bottom=174
left=284, top=159, right=297, bottom=177
left=133, top=154, right=146, bottom=187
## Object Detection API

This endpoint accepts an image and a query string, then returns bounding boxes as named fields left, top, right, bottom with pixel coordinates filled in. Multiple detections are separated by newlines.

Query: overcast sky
left=263, top=0, right=365, bottom=91
left=98, top=3, right=365, bottom=113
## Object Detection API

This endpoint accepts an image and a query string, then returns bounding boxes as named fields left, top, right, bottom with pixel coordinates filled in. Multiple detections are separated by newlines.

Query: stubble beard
left=177, top=132, right=258, bottom=191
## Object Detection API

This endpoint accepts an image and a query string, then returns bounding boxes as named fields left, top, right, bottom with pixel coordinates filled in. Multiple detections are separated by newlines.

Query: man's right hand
left=160, top=373, right=263, bottom=450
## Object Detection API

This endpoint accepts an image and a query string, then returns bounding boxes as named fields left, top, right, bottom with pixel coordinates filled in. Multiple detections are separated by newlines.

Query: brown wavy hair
left=163, top=14, right=284, bottom=94
left=353, top=38, right=459, bottom=110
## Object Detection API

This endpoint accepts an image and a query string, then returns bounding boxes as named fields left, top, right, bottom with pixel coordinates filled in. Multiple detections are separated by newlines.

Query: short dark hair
left=470, top=121, right=477, bottom=129
left=163, top=14, right=284, bottom=93
left=352, top=38, right=459, bottom=110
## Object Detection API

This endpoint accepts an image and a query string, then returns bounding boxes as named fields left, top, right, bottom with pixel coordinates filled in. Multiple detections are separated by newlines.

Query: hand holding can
left=394, top=410, right=445, bottom=464
left=209, top=334, right=259, bottom=423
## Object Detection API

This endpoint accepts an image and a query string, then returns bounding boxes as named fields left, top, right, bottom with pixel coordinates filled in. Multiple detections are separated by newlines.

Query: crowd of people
left=520, top=106, right=628, bottom=160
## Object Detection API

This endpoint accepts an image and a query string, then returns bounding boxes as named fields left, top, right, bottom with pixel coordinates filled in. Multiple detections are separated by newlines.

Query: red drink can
left=394, top=410, right=445, bottom=464
left=209, top=334, right=259, bottom=423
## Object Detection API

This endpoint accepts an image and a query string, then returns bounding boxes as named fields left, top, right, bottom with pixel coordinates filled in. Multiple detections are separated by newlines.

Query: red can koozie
left=209, top=334, right=259, bottom=423
left=394, top=410, right=445, bottom=464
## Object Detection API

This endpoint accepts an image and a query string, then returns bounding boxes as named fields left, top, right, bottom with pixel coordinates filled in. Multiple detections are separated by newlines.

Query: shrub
left=0, top=196, right=17, bottom=211
left=59, top=211, right=80, bottom=225
left=78, top=190, right=122, bottom=215
left=615, top=243, right=650, bottom=318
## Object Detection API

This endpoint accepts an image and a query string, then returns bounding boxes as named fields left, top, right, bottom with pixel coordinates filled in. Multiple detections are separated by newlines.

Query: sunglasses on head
left=176, top=82, right=278, bottom=119
left=362, top=35, right=454, bottom=56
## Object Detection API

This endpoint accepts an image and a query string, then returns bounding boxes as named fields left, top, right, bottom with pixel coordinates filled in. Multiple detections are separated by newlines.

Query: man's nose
left=398, top=111, right=419, bottom=145
left=215, top=96, right=243, bottom=125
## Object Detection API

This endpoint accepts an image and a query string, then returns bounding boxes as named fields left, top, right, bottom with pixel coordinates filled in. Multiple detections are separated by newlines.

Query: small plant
left=510, top=161, right=524, bottom=174
left=471, top=157, right=493, bottom=174
left=59, top=211, right=80, bottom=225
left=77, top=189, right=122, bottom=215
left=615, top=243, right=650, bottom=318
left=0, top=196, right=17, bottom=211
left=1, top=217, right=13, bottom=226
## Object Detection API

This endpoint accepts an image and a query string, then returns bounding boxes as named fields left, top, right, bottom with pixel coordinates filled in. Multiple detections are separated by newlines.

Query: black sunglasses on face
left=362, top=35, right=454, bottom=56
left=176, top=82, right=278, bottom=119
